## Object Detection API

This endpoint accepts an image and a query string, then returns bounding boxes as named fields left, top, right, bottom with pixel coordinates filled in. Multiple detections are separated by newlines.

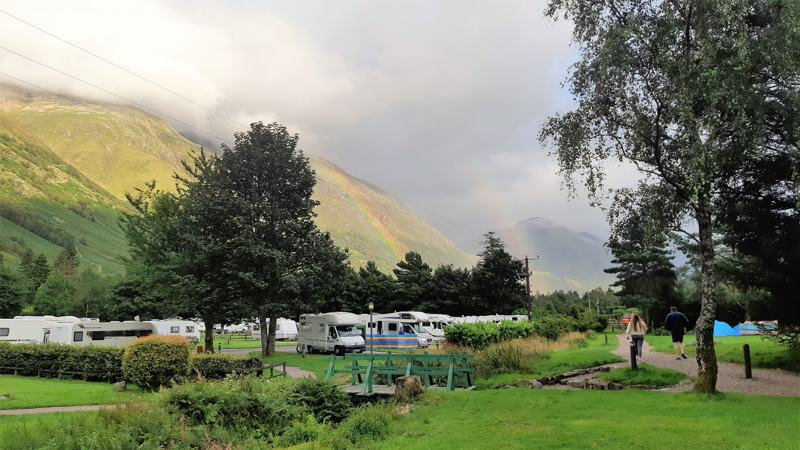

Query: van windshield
left=335, top=325, right=359, bottom=337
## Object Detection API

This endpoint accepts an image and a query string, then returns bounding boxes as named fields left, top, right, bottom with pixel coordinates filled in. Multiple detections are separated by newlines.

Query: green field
left=199, top=333, right=296, bottom=351
left=647, top=335, right=800, bottom=372
left=599, top=363, right=688, bottom=387
left=373, top=390, right=800, bottom=449
left=0, top=375, right=149, bottom=410
left=476, top=332, right=624, bottom=389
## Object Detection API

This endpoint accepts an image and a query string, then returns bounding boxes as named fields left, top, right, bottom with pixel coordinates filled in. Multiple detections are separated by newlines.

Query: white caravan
left=0, top=316, right=155, bottom=347
left=422, top=314, right=454, bottom=341
left=247, top=318, right=299, bottom=341
left=372, top=312, right=434, bottom=348
left=146, top=319, right=201, bottom=343
left=296, top=312, right=365, bottom=355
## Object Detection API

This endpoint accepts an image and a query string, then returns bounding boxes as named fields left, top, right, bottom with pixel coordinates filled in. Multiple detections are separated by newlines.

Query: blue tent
left=713, top=321, right=739, bottom=337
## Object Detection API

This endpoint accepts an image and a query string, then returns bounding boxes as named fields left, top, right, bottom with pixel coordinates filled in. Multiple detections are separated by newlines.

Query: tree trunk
left=694, top=204, right=718, bottom=393
left=259, top=314, right=269, bottom=357
left=267, top=310, right=278, bottom=356
left=203, top=318, right=215, bottom=353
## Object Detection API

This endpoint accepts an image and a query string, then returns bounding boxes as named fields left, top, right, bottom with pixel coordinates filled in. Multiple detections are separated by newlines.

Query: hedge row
left=190, top=353, right=264, bottom=379
left=444, top=316, right=583, bottom=348
left=0, top=343, right=124, bottom=381
left=0, top=339, right=264, bottom=387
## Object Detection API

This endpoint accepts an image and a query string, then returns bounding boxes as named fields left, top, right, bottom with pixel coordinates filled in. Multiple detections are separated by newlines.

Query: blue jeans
left=631, top=335, right=644, bottom=357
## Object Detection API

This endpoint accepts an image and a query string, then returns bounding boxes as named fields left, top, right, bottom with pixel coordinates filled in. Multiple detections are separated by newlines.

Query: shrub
left=273, top=416, right=329, bottom=447
left=336, top=404, right=391, bottom=444
left=472, top=340, right=533, bottom=377
left=122, top=336, right=191, bottom=390
left=164, top=377, right=302, bottom=432
left=0, top=343, right=123, bottom=381
left=289, top=377, right=352, bottom=424
left=189, top=354, right=263, bottom=379
left=532, top=315, right=576, bottom=340
left=444, top=322, right=501, bottom=348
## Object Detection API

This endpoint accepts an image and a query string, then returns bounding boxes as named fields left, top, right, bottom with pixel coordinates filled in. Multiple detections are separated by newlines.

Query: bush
left=0, top=343, right=123, bottom=381
left=445, top=322, right=501, bottom=348
left=189, top=353, right=263, bottom=379
left=164, top=377, right=302, bottom=432
left=446, top=318, right=580, bottom=348
left=472, top=340, right=533, bottom=377
left=122, top=336, right=191, bottom=390
left=336, top=404, right=391, bottom=444
left=273, top=416, right=329, bottom=447
left=532, top=315, right=576, bottom=341
left=289, top=377, right=352, bottom=424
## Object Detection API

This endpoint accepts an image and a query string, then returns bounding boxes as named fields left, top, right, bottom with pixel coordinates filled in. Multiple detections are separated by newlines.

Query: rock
left=113, top=382, right=127, bottom=392
left=394, top=375, right=424, bottom=402
left=525, top=380, right=543, bottom=389
left=608, top=382, right=624, bottom=391
left=565, top=379, right=586, bottom=389
left=0, top=393, right=14, bottom=400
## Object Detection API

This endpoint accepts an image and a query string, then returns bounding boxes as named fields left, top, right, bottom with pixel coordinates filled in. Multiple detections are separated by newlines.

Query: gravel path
left=0, top=404, right=119, bottom=416
left=614, top=335, right=800, bottom=397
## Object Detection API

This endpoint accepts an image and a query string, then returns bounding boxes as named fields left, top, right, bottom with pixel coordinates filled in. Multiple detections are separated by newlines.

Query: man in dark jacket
left=665, top=307, right=690, bottom=360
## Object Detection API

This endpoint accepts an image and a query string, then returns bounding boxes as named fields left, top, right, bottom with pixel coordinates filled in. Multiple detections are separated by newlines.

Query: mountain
left=463, top=217, right=614, bottom=293
left=0, top=85, right=470, bottom=273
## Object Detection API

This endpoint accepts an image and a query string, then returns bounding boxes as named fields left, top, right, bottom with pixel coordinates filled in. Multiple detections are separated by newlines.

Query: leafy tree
left=214, top=122, right=343, bottom=355
left=0, top=264, right=24, bottom=317
left=354, top=261, right=397, bottom=313
left=53, top=241, right=79, bottom=277
left=470, top=232, right=526, bottom=315
left=72, top=270, right=116, bottom=318
left=540, top=0, right=798, bottom=392
left=391, top=251, right=433, bottom=311
left=32, top=273, right=76, bottom=315
left=18, top=250, right=49, bottom=303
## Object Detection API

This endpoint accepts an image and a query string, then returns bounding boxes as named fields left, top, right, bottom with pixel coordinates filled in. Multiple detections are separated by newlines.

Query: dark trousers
left=631, top=335, right=644, bottom=357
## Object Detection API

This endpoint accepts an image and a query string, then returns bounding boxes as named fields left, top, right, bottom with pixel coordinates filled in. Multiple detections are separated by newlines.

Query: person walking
left=625, top=312, right=648, bottom=360
left=665, top=306, right=690, bottom=360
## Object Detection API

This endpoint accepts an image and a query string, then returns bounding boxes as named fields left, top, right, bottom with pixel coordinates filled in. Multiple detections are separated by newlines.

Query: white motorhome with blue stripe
left=364, top=312, right=434, bottom=350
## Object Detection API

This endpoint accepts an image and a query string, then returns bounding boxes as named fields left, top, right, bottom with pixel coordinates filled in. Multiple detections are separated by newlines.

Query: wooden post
left=604, top=333, right=608, bottom=345
left=629, top=341, right=638, bottom=370
left=743, top=344, right=752, bottom=379
left=282, top=362, right=286, bottom=378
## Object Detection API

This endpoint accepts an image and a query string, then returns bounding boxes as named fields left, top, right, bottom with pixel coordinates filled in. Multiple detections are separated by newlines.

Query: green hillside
left=0, top=86, right=470, bottom=274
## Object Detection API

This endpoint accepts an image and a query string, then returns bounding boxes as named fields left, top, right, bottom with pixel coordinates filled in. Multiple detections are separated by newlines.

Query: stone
left=525, top=380, right=543, bottom=389
left=565, top=379, right=586, bottom=389
left=0, top=393, right=14, bottom=400
left=394, top=375, right=424, bottom=402
left=113, top=382, right=127, bottom=392
left=608, top=382, right=624, bottom=391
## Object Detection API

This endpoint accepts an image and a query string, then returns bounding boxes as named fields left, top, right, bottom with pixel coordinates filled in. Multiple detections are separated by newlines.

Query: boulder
left=394, top=375, right=424, bottom=402
left=113, top=381, right=127, bottom=392
left=0, top=393, right=13, bottom=400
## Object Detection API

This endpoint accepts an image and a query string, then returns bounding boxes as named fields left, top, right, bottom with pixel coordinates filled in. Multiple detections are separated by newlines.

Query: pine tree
left=392, top=252, right=433, bottom=311
left=53, top=242, right=79, bottom=277
left=470, top=232, right=526, bottom=315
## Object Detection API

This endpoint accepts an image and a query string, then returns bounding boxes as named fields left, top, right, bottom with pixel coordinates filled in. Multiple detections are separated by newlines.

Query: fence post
left=629, top=341, right=638, bottom=370
left=604, top=333, right=608, bottom=345
left=743, top=344, right=752, bottom=379
left=282, top=362, right=287, bottom=378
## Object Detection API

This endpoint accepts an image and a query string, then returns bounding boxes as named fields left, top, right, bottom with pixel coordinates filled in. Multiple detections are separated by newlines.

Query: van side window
left=388, top=323, right=398, bottom=332
left=0, top=328, right=9, bottom=337
left=73, top=331, right=84, bottom=342
left=170, top=326, right=180, bottom=333
left=90, top=331, right=105, bottom=340
left=328, top=327, right=337, bottom=339
left=185, top=326, right=194, bottom=333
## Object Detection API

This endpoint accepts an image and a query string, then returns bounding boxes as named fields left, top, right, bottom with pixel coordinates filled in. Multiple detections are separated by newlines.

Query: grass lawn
left=476, top=332, right=624, bottom=389
left=647, top=335, right=800, bottom=372
left=260, top=352, right=333, bottom=376
left=0, top=412, right=92, bottom=438
left=599, top=363, right=688, bottom=387
left=198, top=334, right=296, bottom=350
left=0, top=375, right=150, bottom=410
left=374, top=390, right=800, bottom=449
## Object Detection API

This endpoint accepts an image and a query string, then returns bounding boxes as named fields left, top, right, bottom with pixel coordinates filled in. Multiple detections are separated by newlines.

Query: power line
left=0, top=45, right=230, bottom=144
left=0, top=7, right=247, bottom=129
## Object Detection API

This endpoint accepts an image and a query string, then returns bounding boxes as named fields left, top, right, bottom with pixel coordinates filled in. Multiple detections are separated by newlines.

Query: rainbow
left=315, top=159, right=407, bottom=262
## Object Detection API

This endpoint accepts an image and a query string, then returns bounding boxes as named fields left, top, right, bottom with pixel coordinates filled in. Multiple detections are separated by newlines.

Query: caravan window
left=170, top=326, right=180, bottom=333
left=387, top=323, right=398, bottom=332
left=403, top=324, right=416, bottom=334
left=90, top=331, right=105, bottom=340
left=335, top=325, right=359, bottom=337
left=185, top=326, right=195, bottom=333
left=422, top=322, right=431, bottom=327
left=0, top=328, right=9, bottom=337
left=276, top=322, right=281, bottom=331
left=73, top=331, right=84, bottom=342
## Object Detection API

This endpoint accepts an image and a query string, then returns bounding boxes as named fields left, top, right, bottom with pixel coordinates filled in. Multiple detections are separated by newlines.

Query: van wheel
left=296, top=344, right=304, bottom=354
left=334, top=346, right=344, bottom=356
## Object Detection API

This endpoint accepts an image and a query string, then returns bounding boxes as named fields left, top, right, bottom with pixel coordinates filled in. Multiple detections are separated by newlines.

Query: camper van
left=364, top=312, right=434, bottom=350
left=0, top=316, right=155, bottom=347
left=421, top=313, right=454, bottom=341
left=248, top=318, right=299, bottom=341
left=296, top=312, right=365, bottom=355
left=146, top=319, right=201, bottom=343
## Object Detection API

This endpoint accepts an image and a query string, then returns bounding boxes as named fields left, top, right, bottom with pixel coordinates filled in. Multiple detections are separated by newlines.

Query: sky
left=0, top=0, right=631, bottom=244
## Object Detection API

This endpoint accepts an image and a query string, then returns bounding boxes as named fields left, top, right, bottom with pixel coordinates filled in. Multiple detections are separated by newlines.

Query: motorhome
left=146, top=319, right=201, bottom=343
left=296, top=312, right=365, bottom=355
left=247, top=318, right=299, bottom=341
left=0, top=316, right=155, bottom=347
left=364, top=312, right=433, bottom=350
left=422, top=313, right=454, bottom=341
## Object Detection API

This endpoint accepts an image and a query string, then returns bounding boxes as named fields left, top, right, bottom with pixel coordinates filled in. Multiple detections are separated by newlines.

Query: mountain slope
left=0, top=86, right=470, bottom=273
left=464, top=217, right=614, bottom=293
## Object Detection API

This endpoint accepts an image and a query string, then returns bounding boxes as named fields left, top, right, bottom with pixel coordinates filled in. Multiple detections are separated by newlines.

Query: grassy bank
left=374, top=390, right=800, bottom=449
left=476, top=332, right=623, bottom=389
left=647, top=335, right=800, bottom=372
left=0, top=375, right=149, bottom=410
left=599, top=364, right=688, bottom=387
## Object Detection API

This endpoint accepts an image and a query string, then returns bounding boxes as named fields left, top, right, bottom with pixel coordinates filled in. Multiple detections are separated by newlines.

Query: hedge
left=0, top=343, right=124, bottom=381
left=123, top=336, right=191, bottom=391
left=445, top=316, right=581, bottom=348
left=189, top=353, right=264, bottom=379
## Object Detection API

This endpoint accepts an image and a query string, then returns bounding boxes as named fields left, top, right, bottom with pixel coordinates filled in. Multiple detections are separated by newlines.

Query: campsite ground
left=0, top=375, right=149, bottom=410
left=646, top=335, right=800, bottom=372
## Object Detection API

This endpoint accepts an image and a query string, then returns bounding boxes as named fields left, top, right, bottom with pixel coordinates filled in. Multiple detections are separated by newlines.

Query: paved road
left=0, top=404, right=119, bottom=416
left=614, top=334, right=800, bottom=397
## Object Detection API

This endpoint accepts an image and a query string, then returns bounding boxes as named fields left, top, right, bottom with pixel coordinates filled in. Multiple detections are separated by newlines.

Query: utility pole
left=520, top=255, right=538, bottom=320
